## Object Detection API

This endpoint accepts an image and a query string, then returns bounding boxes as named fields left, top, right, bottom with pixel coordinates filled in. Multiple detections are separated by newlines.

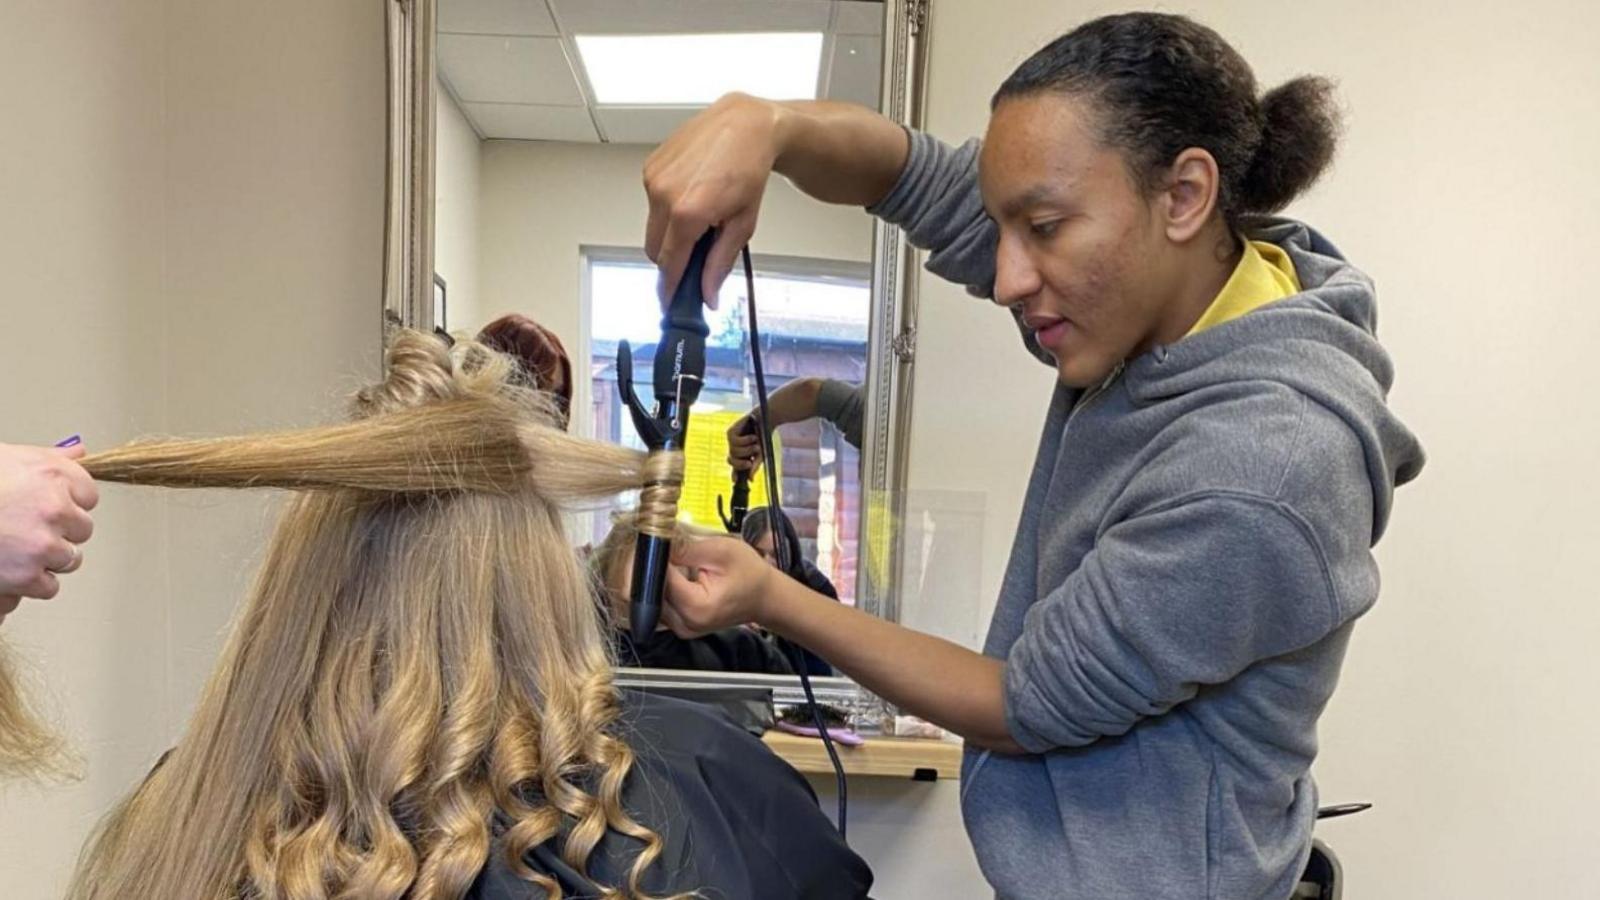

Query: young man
left=646, top=13, right=1423, bottom=899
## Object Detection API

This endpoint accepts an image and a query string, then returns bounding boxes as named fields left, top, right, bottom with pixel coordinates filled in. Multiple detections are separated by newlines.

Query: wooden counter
left=762, top=731, right=964, bottom=781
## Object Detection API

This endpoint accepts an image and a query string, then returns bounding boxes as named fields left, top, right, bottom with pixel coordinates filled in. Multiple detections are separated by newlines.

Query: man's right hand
left=644, top=93, right=787, bottom=307
left=644, top=94, right=910, bottom=308
left=727, top=414, right=765, bottom=473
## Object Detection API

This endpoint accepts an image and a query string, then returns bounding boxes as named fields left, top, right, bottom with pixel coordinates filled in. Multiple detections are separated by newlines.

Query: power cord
left=740, top=245, right=849, bottom=838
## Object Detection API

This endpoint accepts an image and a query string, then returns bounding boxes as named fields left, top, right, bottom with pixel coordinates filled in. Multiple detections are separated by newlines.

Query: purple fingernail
left=55, top=435, right=82, bottom=448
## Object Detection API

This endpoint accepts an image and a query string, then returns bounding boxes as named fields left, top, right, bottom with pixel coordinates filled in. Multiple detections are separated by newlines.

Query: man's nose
left=992, top=233, right=1043, bottom=308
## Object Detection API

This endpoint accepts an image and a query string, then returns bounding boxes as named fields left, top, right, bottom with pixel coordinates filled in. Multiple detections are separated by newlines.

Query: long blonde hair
left=68, top=331, right=685, bottom=900
left=587, top=515, right=717, bottom=630
left=0, top=641, right=71, bottom=779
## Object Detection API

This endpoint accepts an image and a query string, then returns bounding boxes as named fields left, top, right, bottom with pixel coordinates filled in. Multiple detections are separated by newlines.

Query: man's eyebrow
left=993, top=184, right=1065, bottom=219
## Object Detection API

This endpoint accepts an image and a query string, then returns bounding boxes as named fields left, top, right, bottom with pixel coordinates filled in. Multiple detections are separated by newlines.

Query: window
left=584, top=250, right=870, bottom=604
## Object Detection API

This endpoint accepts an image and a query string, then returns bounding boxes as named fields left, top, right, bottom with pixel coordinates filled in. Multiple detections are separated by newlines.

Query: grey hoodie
left=869, top=132, right=1425, bottom=899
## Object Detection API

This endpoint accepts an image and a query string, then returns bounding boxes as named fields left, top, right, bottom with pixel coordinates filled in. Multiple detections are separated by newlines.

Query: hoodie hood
left=1122, top=218, right=1426, bottom=541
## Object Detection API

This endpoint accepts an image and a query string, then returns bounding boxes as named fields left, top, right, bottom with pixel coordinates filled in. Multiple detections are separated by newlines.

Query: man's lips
left=1024, top=314, right=1070, bottom=351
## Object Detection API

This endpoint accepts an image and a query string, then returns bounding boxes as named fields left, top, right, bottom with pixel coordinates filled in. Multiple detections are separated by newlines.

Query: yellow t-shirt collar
left=1184, top=239, right=1302, bottom=338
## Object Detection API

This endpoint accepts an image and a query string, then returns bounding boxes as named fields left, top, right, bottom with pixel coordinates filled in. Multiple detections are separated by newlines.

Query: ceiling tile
left=825, top=34, right=881, bottom=109
left=437, top=34, right=584, bottom=105
left=439, top=0, right=559, bottom=36
left=554, top=0, right=832, bottom=34
left=464, top=103, right=600, bottom=142
left=593, top=106, right=703, bottom=144
left=833, top=1, right=884, bottom=36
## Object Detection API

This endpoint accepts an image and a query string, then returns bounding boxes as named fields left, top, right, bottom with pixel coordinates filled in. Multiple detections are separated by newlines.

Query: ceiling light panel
left=575, top=32, right=824, bottom=105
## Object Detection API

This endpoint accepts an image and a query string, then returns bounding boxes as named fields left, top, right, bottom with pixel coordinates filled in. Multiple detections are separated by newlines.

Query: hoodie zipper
left=1038, top=361, right=1123, bottom=529
left=1064, top=361, right=1125, bottom=434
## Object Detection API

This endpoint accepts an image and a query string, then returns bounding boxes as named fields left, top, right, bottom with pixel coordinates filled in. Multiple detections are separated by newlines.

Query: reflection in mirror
left=432, top=0, right=886, bottom=675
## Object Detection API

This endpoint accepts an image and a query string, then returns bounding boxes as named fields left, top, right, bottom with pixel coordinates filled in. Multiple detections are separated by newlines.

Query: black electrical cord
left=740, top=246, right=848, bottom=838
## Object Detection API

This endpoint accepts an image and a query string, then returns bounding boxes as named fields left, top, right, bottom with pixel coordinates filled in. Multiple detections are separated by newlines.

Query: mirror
left=388, top=0, right=928, bottom=701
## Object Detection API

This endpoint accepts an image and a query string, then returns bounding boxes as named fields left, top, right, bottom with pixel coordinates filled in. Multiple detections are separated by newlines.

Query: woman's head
left=70, top=331, right=680, bottom=900
left=740, top=507, right=801, bottom=571
left=980, top=13, right=1341, bottom=386
left=478, top=313, right=574, bottom=427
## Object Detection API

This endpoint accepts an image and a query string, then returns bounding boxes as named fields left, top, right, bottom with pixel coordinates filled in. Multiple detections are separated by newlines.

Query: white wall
left=435, top=82, right=482, bottom=327
left=894, top=1, right=1600, bottom=898
left=0, top=2, right=384, bottom=895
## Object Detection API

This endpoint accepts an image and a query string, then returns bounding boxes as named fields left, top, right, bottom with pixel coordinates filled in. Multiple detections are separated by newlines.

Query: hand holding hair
left=0, top=440, right=98, bottom=619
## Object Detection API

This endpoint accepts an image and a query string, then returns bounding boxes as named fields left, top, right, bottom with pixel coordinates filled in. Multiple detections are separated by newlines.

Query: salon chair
left=1293, top=802, right=1369, bottom=899
left=1293, top=840, right=1343, bottom=899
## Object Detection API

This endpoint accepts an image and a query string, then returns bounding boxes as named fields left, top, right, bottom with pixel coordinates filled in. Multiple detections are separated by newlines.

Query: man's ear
left=1158, top=147, right=1222, bottom=244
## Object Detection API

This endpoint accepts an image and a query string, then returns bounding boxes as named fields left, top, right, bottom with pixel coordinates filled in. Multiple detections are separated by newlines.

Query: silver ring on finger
left=48, top=543, right=82, bottom=574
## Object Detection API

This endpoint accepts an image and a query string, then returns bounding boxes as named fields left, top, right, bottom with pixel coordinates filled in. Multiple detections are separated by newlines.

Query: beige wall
left=0, top=2, right=384, bottom=896
left=159, top=0, right=386, bottom=724
left=436, top=82, right=482, bottom=327
left=893, top=1, right=1600, bottom=898
left=0, top=4, right=171, bottom=893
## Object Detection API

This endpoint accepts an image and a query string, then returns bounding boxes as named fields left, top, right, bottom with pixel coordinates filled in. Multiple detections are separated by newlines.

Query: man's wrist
left=770, top=101, right=811, bottom=176
left=756, top=565, right=808, bottom=636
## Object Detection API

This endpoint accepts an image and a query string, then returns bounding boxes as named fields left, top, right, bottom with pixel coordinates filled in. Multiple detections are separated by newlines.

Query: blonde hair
left=0, top=642, right=72, bottom=779
left=589, top=515, right=724, bottom=630
left=589, top=516, right=639, bottom=626
left=68, top=331, right=687, bottom=900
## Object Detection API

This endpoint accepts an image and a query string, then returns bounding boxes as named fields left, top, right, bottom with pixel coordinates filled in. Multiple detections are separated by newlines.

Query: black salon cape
left=610, top=562, right=840, bottom=677
left=466, top=690, right=872, bottom=899
left=615, top=624, right=797, bottom=675
left=788, top=560, right=839, bottom=677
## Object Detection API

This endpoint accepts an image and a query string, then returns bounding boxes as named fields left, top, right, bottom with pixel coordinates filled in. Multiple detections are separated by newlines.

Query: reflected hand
left=663, top=536, right=775, bottom=638
left=0, top=442, right=99, bottom=621
left=644, top=93, right=789, bottom=307
left=726, top=413, right=765, bottom=474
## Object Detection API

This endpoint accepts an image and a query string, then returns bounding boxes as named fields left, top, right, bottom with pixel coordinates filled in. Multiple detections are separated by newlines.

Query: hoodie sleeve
left=867, top=129, right=996, bottom=296
left=1002, top=492, right=1348, bottom=753
left=815, top=379, right=866, bottom=449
